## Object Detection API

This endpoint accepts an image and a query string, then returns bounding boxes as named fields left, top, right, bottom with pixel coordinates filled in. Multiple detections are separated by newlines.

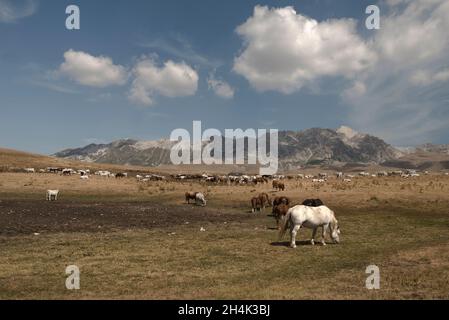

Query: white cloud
left=59, top=50, right=127, bottom=88
left=0, top=0, right=37, bottom=23
left=129, top=57, right=198, bottom=106
left=342, top=0, right=449, bottom=145
left=139, top=36, right=222, bottom=69
left=233, top=5, right=375, bottom=93
left=410, top=69, right=449, bottom=86
left=207, top=74, right=234, bottom=99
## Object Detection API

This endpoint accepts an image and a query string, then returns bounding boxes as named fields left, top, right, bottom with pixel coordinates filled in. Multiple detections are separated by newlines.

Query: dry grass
left=1, top=171, right=449, bottom=299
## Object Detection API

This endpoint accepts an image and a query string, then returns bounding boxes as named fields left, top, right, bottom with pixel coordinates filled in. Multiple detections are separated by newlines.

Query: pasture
left=1, top=171, right=449, bottom=299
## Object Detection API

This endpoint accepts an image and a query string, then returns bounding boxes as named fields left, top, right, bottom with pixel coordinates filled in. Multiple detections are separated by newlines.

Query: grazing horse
left=195, top=193, right=207, bottom=206
left=276, top=182, right=285, bottom=191
left=258, top=193, right=270, bottom=211
left=279, top=205, right=340, bottom=248
left=272, top=196, right=290, bottom=209
left=185, top=192, right=198, bottom=204
left=251, top=197, right=262, bottom=213
left=46, top=190, right=59, bottom=201
left=272, top=203, right=289, bottom=229
left=302, top=199, right=324, bottom=207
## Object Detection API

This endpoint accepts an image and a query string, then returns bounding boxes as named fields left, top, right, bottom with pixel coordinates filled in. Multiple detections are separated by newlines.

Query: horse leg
left=321, top=224, right=328, bottom=246
left=311, top=228, right=318, bottom=245
left=290, top=224, right=300, bottom=249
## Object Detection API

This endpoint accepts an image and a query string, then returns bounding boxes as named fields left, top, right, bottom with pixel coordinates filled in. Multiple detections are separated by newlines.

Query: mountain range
left=55, top=126, right=424, bottom=169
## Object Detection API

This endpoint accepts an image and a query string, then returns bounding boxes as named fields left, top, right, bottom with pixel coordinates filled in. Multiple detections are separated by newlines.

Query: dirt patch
left=0, top=200, right=254, bottom=236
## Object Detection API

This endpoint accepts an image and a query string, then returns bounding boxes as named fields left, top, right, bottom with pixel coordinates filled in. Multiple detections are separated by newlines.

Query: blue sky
left=1, top=0, right=448, bottom=154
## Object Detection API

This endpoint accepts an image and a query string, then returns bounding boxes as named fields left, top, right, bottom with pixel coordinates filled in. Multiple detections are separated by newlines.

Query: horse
left=272, top=203, right=289, bottom=229
left=195, top=193, right=207, bottom=206
left=272, top=196, right=290, bottom=212
left=46, top=190, right=59, bottom=201
left=302, top=199, right=324, bottom=207
left=185, top=191, right=198, bottom=204
left=251, top=197, right=262, bottom=213
left=279, top=205, right=340, bottom=248
left=258, top=193, right=270, bottom=211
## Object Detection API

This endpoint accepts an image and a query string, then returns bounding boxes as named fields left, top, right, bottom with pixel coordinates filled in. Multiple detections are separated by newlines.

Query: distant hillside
left=53, top=126, right=402, bottom=168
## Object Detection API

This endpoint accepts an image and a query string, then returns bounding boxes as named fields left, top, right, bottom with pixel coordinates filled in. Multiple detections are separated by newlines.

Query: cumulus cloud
left=0, top=0, right=37, bottom=23
left=233, top=5, right=375, bottom=93
left=207, top=74, right=234, bottom=99
left=129, top=57, right=198, bottom=106
left=59, top=50, right=127, bottom=88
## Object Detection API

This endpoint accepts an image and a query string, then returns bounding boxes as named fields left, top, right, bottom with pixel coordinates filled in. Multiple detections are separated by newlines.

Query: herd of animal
left=17, top=166, right=447, bottom=248
left=184, top=187, right=339, bottom=248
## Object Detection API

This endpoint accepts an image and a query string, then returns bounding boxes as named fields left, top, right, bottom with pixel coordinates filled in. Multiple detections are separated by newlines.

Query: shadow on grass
left=271, top=240, right=336, bottom=247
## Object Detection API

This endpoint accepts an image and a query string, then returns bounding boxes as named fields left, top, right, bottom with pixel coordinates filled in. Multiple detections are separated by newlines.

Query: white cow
left=25, top=168, right=35, bottom=173
left=80, top=175, right=89, bottom=180
left=46, top=190, right=59, bottom=201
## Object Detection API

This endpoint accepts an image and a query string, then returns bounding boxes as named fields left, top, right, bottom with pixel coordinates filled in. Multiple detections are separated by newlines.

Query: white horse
left=195, top=193, right=207, bottom=206
left=279, top=205, right=340, bottom=248
left=46, top=190, right=59, bottom=201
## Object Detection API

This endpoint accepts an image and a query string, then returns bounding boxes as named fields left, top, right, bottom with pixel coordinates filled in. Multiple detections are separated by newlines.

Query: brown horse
left=185, top=192, right=198, bottom=204
left=272, top=196, right=290, bottom=208
left=251, top=197, right=262, bottom=213
left=272, top=203, right=289, bottom=229
left=258, top=193, right=270, bottom=211
left=272, top=180, right=285, bottom=191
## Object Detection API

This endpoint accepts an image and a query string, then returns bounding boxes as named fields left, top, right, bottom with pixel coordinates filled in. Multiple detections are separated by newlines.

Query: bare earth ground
left=1, top=171, right=449, bottom=299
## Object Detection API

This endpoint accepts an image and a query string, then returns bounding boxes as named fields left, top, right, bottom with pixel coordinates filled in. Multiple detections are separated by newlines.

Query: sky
left=1, top=0, right=448, bottom=154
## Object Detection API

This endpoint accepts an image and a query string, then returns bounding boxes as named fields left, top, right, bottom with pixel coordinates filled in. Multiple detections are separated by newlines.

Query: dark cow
left=302, top=199, right=324, bottom=207
left=115, top=172, right=126, bottom=179
left=185, top=192, right=198, bottom=204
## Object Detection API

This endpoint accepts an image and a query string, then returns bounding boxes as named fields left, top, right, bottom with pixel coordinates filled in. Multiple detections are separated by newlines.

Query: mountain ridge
left=53, top=126, right=409, bottom=168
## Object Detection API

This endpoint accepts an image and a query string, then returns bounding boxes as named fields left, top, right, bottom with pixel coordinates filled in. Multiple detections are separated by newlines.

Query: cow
left=80, top=175, right=89, bottom=180
left=302, top=199, right=324, bottom=207
left=115, top=172, right=127, bottom=179
left=46, top=190, right=59, bottom=201
left=185, top=192, right=198, bottom=204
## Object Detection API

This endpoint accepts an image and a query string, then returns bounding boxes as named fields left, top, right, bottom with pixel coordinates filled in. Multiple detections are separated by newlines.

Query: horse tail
left=278, top=209, right=291, bottom=241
